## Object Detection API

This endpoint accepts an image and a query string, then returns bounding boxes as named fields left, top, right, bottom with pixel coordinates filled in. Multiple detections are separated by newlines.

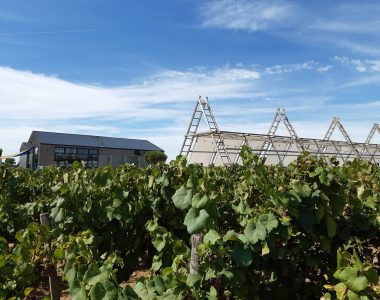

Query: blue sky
left=1, top=0, right=380, bottom=159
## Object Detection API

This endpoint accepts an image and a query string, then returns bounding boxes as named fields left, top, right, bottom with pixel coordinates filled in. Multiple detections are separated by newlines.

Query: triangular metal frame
left=181, top=100, right=380, bottom=167
left=259, top=108, right=304, bottom=165
left=320, top=117, right=359, bottom=161
left=361, top=123, right=380, bottom=160
left=180, top=96, right=231, bottom=165
left=364, top=123, right=380, bottom=144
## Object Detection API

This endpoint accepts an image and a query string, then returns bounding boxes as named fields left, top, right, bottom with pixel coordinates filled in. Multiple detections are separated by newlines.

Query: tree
left=144, top=151, right=167, bottom=165
left=4, top=158, right=16, bottom=166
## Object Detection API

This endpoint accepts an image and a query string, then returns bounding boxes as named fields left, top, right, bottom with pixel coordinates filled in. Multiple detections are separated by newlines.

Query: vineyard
left=0, top=148, right=379, bottom=299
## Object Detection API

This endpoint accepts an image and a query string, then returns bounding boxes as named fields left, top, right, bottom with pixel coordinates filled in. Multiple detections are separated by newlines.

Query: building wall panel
left=38, top=144, right=55, bottom=166
left=99, top=148, right=146, bottom=167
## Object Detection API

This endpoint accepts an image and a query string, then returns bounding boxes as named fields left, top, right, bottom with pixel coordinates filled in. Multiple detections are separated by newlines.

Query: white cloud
left=1, top=62, right=379, bottom=161
left=265, top=61, right=332, bottom=75
left=200, top=1, right=380, bottom=56
left=334, top=56, right=380, bottom=73
left=213, top=68, right=260, bottom=80
left=201, top=0, right=294, bottom=31
left=0, top=65, right=260, bottom=121
left=317, top=65, right=333, bottom=73
left=0, top=65, right=262, bottom=157
left=149, top=67, right=260, bottom=83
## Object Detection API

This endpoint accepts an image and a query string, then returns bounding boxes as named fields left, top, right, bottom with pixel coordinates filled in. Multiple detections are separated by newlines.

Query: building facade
left=19, top=131, right=163, bottom=169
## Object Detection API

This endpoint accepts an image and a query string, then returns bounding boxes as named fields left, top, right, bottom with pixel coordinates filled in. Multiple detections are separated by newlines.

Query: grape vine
left=0, top=149, right=379, bottom=299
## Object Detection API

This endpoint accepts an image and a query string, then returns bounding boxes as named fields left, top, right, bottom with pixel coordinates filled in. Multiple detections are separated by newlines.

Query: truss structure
left=180, top=96, right=380, bottom=166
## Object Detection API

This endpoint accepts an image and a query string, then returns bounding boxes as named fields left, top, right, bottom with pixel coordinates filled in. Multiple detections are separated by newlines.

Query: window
left=54, top=146, right=99, bottom=168
left=78, top=148, right=88, bottom=154
left=55, top=147, right=65, bottom=154
left=65, top=148, right=77, bottom=154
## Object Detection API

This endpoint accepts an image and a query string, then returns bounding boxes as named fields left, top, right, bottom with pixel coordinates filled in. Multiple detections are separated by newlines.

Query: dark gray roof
left=29, top=131, right=163, bottom=151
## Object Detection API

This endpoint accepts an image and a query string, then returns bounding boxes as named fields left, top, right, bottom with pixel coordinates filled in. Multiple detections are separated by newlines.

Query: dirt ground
left=124, top=269, right=151, bottom=289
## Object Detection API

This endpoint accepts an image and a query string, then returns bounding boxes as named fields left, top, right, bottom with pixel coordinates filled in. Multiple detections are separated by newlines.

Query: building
left=19, top=131, right=163, bottom=169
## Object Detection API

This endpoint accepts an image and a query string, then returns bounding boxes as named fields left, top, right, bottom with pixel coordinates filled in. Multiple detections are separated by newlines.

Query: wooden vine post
left=189, top=233, right=203, bottom=274
left=40, top=213, right=60, bottom=300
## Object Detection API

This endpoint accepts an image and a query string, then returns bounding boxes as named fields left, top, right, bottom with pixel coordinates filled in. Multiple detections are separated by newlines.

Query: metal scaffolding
left=180, top=96, right=380, bottom=166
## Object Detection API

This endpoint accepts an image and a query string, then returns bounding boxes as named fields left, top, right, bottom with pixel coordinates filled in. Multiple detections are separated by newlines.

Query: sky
left=2, top=0, right=380, bottom=160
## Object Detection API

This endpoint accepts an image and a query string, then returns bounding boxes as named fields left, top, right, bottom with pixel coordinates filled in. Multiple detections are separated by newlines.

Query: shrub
left=144, top=150, right=167, bottom=165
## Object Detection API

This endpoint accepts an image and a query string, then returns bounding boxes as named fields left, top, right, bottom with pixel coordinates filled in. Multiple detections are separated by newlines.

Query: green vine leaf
left=152, top=234, right=166, bottom=252
left=172, top=186, right=192, bottom=210
left=204, top=229, right=221, bottom=245
left=334, top=282, right=346, bottom=299
left=84, top=264, right=110, bottom=285
left=338, top=267, right=357, bottom=282
left=346, top=276, right=368, bottom=293
left=89, top=282, right=106, bottom=300
left=244, top=221, right=266, bottom=244
left=69, top=279, right=86, bottom=300
left=258, top=213, right=278, bottom=233
left=184, top=208, right=209, bottom=234
left=192, top=193, right=209, bottom=209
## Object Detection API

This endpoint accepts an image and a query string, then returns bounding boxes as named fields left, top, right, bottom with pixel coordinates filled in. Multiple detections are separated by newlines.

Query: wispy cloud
left=1, top=60, right=379, bottom=160
left=310, top=3, right=380, bottom=35
left=0, top=65, right=261, bottom=121
left=200, top=1, right=380, bottom=56
left=264, top=61, right=332, bottom=75
left=334, top=56, right=380, bottom=73
left=307, top=3, right=380, bottom=56
left=333, top=40, right=380, bottom=56
left=0, top=65, right=262, bottom=157
left=201, top=0, right=295, bottom=31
